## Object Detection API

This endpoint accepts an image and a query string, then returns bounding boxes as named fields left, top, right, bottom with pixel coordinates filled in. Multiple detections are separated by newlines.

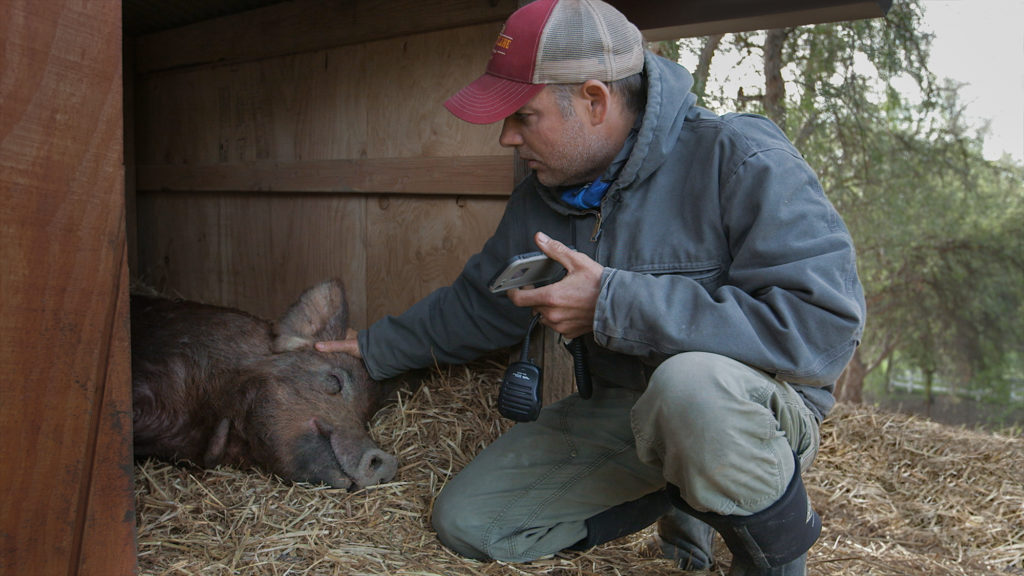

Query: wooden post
left=0, top=1, right=136, bottom=574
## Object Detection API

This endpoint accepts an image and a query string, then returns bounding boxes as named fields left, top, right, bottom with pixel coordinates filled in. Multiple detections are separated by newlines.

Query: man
left=317, top=0, right=866, bottom=574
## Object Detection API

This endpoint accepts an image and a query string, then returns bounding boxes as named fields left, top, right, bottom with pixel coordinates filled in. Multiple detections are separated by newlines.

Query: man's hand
left=507, top=231, right=603, bottom=340
left=315, top=328, right=362, bottom=358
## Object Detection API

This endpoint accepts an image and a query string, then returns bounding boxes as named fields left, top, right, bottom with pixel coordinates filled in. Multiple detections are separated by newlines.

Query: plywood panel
left=136, top=43, right=370, bottom=165
left=133, top=0, right=516, bottom=74
left=0, top=0, right=135, bottom=573
left=135, top=191, right=369, bottom=326
left=365, top=195, right=508, bottom=320
left=136, top=192, right=508, bottom=327
left=135, top=24, right=506, bottom=171
left=134, top=190, right=223, bottom=298
left=365, top=24, right=505, bottom=158
left=135, top=65, right=219, bottom=164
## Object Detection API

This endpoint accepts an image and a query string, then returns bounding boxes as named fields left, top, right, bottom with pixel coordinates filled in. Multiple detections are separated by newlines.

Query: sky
left=921, top=0, right=1024, bottom=162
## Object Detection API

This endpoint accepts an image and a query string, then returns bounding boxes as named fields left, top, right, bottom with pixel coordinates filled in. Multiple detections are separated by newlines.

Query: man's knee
left=431, top=488, right=492, bottom=560
left=643, top=351, right=760, bottom=414
left=632, top=352, right=756, bottom=473
left=633, top=352, right=805, bottom=515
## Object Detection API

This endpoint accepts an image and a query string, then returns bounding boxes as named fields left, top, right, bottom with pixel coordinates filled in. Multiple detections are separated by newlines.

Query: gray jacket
left=359, top=53, right=867, bottom=419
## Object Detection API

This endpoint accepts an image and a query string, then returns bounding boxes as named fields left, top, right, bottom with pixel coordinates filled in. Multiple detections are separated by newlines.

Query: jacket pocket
left=628, top=261, right=724, bottom=292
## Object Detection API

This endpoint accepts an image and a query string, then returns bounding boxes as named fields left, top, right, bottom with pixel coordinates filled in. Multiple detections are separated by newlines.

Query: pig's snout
left=351, top=448, right=398, bottom=489
left=315, top=419, right=398, bottom=489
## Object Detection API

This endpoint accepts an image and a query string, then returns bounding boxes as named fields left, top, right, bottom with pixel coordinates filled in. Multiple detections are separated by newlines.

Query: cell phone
left=488, top=251, right=566, bottom=293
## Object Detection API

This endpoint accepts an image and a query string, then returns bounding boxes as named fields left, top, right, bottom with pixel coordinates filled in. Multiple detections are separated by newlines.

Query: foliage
left=646, top=40, right=680, bottom=62
left=674, top=0, right=1024, bottom=402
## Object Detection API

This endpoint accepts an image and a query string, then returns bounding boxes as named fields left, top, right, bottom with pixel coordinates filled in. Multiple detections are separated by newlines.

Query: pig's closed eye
left=325, top=373, right=346, bottom=395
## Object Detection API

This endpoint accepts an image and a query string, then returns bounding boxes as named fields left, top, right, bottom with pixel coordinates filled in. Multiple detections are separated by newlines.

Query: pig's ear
left=273, top=279, right=349, bottom=352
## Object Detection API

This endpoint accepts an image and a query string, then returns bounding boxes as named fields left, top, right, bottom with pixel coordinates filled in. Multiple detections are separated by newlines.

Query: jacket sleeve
left=358, top=192, right=537, bottom=381
left=594, top=122, right=866, bottom=387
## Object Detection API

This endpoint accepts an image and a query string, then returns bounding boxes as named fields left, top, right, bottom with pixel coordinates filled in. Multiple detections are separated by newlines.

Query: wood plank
left=135, top=192, right=509, bottom=328
left=134, top=191, right=370, bottom=327
left=622, top=0, right=891, bottom=40
left=134, top=24, right=504, bottom=167
left=136, top=156, right=513, bottom=196
left=519, top=325, right=577, bottom=406
left=134, top=191, right=223, bottom=304
left=134, top=0, right=516, bottom=74
left=0, top=0, right=134, bottom=573
left=125, top=40, right=139, bottom=272
left=78, top=242, right=136, bottom=576
left=216, top=193, right=370, bottom=326
left=364, top=23, right=505, bottom=159
left=541, top=328, right=576, bottom=405
left=365, top=195, right=508, bottom=320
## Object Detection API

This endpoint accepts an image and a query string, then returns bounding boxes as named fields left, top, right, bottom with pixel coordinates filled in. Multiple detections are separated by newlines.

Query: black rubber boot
left=655, top=508, right=716, bottom=571
left=667, top=460, right=820, bottom=575
left=568, top=489, right=672, bottom=550
left=728, top=553, right=807, bottom=576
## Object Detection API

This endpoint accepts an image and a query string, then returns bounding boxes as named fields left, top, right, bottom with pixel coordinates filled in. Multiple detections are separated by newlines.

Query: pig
left=130, top=279, right=398, bottom=490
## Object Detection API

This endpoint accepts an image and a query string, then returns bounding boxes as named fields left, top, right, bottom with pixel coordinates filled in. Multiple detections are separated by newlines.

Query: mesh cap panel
left=534, top=0, right=643, bottom=84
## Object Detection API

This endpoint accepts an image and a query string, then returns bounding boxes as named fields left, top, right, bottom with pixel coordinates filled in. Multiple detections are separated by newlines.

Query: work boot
left=654, top=508, right=716, bottom=571
left=728, top=553, right=807, bottom=576
left=667, top=455, right=820, bottom=576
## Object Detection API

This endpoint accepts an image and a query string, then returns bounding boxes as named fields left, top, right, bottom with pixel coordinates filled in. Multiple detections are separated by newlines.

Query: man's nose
left=498, top=118, right=522, bottom=148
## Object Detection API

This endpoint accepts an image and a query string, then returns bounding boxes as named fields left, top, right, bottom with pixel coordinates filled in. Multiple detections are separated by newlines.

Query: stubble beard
left=534, top=116, right=622, bottom=188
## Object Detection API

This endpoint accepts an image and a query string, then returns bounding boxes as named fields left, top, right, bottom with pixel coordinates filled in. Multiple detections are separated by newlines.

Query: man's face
left=498, top=86, right=619, bottom=188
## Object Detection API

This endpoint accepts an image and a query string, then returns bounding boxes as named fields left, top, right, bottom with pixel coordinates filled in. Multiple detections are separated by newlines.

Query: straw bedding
left=136, top=361, right=1023, bottom=575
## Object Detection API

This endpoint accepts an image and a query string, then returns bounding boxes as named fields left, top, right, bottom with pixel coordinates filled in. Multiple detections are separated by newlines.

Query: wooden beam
left=615, top=0, right=892, bottom=40
left=134, top=0, right=517, bottom=74
left=136, top=156, right=514, bottom=195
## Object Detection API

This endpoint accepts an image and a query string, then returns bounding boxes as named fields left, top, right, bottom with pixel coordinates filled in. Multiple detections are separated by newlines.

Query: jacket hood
left=617, top=52, right=698, bottom=191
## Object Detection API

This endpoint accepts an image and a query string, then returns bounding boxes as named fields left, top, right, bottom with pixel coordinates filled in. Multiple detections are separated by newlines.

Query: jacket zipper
left=569, top=211, right=602, bottom=257
left=588, top=210, right=603, bottom=242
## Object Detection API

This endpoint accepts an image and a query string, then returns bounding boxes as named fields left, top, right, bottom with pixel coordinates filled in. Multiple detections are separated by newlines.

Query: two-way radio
left=497, top=313, right=544, bottom=422
left=497, top=314, right=594, bottom=422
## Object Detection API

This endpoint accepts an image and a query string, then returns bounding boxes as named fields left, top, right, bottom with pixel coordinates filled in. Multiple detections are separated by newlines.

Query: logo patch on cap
left=493, top=31, right=513, bottom=55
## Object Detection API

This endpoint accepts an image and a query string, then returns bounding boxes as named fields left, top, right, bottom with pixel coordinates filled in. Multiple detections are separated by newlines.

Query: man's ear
left=580, top=79, right=611, bottom=126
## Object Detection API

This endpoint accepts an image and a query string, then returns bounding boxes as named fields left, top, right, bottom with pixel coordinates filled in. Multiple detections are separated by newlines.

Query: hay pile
left=136, top=361, right=1024, bottom=575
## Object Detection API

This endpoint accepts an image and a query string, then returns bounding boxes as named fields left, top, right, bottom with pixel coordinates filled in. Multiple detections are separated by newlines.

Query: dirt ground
left=135, top=363, right=1024, bottom=575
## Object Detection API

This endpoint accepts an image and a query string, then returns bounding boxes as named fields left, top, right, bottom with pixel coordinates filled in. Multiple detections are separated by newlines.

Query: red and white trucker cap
left=444, top=0, right=644, bottom=125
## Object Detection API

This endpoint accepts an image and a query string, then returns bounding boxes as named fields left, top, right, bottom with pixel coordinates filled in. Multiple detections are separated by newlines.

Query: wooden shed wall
left=131, top=18, right=514, bottom=326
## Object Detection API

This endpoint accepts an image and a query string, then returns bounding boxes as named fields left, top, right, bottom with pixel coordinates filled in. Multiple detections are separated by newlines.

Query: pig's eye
left=325, top=373, right=346, bottom=395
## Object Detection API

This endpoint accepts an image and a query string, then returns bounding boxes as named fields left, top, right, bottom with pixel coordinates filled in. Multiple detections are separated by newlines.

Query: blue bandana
left=560, top=178, right=611, bottom=210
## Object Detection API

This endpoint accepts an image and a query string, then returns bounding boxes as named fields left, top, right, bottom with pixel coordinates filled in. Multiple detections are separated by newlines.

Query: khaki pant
left=431, top=352, right=821, bottom=562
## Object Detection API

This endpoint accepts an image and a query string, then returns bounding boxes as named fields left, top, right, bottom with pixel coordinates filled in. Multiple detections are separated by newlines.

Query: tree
left=675, top=0, right=1024, bottom=404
